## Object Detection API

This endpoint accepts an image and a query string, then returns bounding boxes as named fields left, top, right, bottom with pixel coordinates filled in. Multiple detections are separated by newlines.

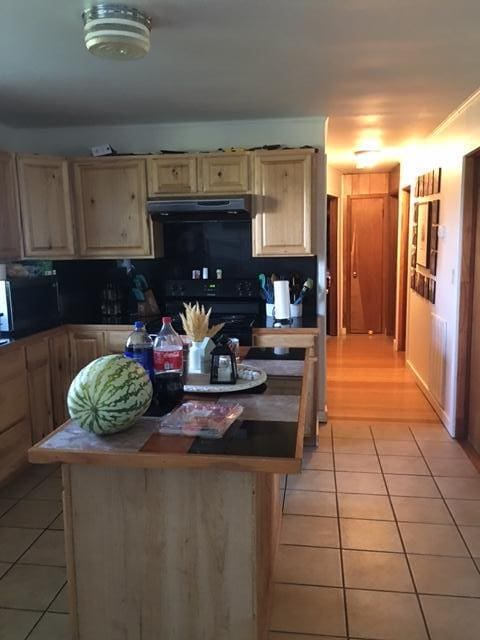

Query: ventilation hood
left=147, top=196, right=251, bottom=222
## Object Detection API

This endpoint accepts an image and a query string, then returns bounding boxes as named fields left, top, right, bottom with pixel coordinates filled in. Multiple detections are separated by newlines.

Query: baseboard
left=406, top=359, right=454, bottom=436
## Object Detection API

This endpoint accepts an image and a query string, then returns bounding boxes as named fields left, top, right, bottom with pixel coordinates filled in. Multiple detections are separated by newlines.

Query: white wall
left=10, top=116, right=326, bottom=155
left=401, top=88, right=480, bottom=435
left=327, top=165, right=342, bottom=197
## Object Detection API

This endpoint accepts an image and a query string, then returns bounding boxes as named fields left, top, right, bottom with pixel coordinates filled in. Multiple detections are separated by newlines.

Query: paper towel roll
left=273, top=280, right=290, bottom=320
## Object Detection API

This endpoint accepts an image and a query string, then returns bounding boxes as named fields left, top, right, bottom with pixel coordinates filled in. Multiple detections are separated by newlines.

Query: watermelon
left=67, top=355, right=153, bottom=435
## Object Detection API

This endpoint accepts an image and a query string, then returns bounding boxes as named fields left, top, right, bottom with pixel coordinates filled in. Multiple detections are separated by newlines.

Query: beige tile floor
left=270, top=420, right=480, bottom=640
left=0, top=464, right=68, bottom=640
left=2, top=421, right=480, bottom=639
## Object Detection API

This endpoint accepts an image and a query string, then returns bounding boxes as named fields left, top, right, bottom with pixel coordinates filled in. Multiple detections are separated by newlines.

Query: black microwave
left=0, top=276, right=60, bottom=338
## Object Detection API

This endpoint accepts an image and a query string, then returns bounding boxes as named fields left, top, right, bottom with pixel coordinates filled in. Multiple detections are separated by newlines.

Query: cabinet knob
left=352, top=271, right=358, bottom=279
left=217, top=171, right=223, bottom=178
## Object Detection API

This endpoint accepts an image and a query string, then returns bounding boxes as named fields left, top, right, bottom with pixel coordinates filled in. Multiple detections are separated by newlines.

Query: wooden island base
left=30, top=349, right=315, bottom=639
left=64, top=464, right=281, bottom=640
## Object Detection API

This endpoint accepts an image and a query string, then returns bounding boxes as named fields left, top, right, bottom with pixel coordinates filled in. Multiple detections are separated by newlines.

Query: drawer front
left=0, top=371, right=29, bottom=434
left=105, top=330, right=130, bottom=354
left=0, top=418, right=32, bottom=485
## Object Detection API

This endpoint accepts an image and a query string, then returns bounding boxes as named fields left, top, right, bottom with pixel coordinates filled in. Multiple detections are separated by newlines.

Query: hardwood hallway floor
left=326, top=334, right=439, bottom=424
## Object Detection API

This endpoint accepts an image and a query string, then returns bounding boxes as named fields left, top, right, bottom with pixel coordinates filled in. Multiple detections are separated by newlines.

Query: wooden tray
left=183, top=366, right=267, bottom=393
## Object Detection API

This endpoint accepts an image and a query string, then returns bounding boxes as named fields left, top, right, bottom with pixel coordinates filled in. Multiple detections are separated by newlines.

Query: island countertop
left=28, top=346, right=313, bottom=474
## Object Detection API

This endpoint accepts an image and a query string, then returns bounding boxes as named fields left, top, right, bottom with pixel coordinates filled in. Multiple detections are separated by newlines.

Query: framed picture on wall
left=414, top=203, right=419, bottom=223
left=416, top=202, right=431, bottom=267
left=433, top=168, right=442, bottom=194
left=431, top=200, right=440, bottom=224
left=429, top=250, right=437, bottom=275
left=428, top=278, right=436, bottom=304
left=410, top=270, right=416, bottom=289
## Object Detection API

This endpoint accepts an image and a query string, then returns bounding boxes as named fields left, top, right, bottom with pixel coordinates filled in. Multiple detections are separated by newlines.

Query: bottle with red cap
left=153, top=316, right=184, bottom=375
left=151, top=317, right=184, bottom=414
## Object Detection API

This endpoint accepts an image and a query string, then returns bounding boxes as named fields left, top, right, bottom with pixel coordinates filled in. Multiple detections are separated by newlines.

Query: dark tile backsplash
left=54, top=221, right=317, bottom=321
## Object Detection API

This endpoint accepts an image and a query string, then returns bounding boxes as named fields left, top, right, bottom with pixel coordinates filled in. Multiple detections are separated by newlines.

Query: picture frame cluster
left=411, top=167, right=441, bottom=304
left=415, top=168, right=441, bottom=197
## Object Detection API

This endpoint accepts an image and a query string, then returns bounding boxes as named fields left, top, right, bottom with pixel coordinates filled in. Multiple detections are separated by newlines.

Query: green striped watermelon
left=67, top=355, right=153, bottom=435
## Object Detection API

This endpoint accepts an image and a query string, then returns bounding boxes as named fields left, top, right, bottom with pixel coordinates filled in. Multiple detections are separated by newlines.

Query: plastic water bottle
left=124, top=321, right=154, bottom=380
left=152, top=317, right=184, bottom=414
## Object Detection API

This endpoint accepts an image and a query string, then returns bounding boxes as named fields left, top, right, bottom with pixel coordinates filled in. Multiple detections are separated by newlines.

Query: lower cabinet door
left=49, top=332, right=72, bottom=428
left=28, top=361, right=54, bottom=443
left=0, top=419, right=32, bottom=485
left=70, top=331, right=105, bottom=377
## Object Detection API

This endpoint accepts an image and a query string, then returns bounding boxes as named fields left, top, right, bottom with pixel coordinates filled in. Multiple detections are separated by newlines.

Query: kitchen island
left=28, top=347, right=315, bottom=640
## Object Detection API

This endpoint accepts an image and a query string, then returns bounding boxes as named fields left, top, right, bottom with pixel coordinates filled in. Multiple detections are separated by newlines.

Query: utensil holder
left=290, top=303, right=302, bottom=318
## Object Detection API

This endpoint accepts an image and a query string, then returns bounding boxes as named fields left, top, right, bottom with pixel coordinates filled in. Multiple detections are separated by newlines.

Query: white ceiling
left=1, top=0, right=479, bottom=168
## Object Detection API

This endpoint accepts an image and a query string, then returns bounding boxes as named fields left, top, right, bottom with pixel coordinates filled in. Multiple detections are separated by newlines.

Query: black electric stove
left=160, top=279, right=261, bottom=345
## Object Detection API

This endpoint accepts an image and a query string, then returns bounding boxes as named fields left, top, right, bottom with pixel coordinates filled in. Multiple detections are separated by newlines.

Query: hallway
left=327, top=335, right=439, bottom=424
left=270, top=335, right=480, bottom=640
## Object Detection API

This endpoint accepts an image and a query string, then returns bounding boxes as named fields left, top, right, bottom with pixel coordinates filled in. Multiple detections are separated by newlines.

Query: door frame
left=395, top=187, right=411, bottom=351
left=326, top=195, right=339, bottom=336
left=345, top=194, right=388, bottom=334
left=455, top=149, right=480, bottom=439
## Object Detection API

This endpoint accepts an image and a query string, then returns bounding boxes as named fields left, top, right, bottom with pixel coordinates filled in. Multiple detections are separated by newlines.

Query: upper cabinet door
left=199, top=153, right=250, bottom=193
left=147, top=156, right=197, bottom=196
left=0, top=152, right=22, bottom=260
left=73, top=158, right=151, bottom=257
left=17, top=155, right=75, bottom=258
left=253, top=150, right=314, bottom=257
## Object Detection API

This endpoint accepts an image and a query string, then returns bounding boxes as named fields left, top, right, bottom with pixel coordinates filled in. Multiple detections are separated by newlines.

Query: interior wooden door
left=347, top=195, right=385, bottom=333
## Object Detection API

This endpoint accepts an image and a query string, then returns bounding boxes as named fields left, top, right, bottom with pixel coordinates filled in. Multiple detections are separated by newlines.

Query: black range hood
left=147, top=195, right=251, bottom=222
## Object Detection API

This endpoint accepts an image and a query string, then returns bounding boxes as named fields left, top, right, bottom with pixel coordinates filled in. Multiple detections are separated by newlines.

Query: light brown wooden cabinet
left=26, top=339, right=54, bottom=443
left=147, top=155, right=197, bottom=196
left=105, top=330, right=130, bottom=354
left=0, top=345, right=32, bottom=484
left=199, top=153, right=250, bottom=193
left=70, top=330, right=105, bottom=377
left=48, top=331, right=72, bottom=428
left=0, top=152, right=22, bottom=260
left=16, top=155, right=75, bottom=258
left=252, top=150, right=314, bottom=257
left=73, top=158, right=153, bottom=257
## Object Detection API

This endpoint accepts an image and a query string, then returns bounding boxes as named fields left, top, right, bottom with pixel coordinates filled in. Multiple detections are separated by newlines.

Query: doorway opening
left=456, top=149, right=480, bottom=452
left=342, top=169, right=400, bottom=336
left=326, top=195, right=338, bottom=336
left=395, top=187, right=411, bottom=351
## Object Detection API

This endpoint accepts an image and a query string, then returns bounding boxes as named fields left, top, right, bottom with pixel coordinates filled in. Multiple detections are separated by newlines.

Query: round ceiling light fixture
left=82, top=4, right=152, bottom=60
left=354, top=148, right=381, bottom=170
